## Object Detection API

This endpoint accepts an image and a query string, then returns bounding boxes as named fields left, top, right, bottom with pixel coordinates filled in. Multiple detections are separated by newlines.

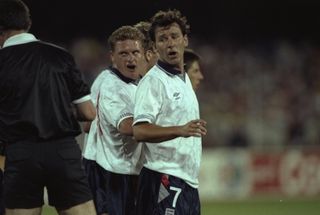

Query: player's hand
left=179, top=119, right=207, bottom=137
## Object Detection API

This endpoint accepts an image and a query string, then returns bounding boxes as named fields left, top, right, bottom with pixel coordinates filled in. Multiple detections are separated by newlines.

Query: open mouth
left=168, top=51, right=178, bottom=58
left=127, top=64, right=136, bottom=70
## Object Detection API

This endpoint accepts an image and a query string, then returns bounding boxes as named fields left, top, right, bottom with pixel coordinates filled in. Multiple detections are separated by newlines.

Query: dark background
left=18, top=0, right=320, bottom=148
left=23, top=0, right=320, bottom=45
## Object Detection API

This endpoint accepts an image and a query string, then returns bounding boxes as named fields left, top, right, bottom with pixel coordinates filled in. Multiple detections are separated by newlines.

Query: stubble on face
left=154, top=23, right=188, bottom=71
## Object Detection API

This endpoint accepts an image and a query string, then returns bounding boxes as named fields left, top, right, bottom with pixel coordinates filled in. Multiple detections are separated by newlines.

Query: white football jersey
left=133, top=61, right=202, bottom=188
left=86, top=68, right=144, bottom=175
left=82, top=70, right=108, bottom=161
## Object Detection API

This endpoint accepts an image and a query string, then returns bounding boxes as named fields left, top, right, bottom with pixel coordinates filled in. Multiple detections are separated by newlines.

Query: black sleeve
left=0, top=140, right=6, bottom=156
left=64, top=53, right=90, bottom=102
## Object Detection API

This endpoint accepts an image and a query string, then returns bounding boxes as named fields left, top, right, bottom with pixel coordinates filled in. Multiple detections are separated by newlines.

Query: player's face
left=187, top=61, right=204, bottom=90
left=154, top=23, right=188, bottom=71
left=111, top=39, right=145, bottom=80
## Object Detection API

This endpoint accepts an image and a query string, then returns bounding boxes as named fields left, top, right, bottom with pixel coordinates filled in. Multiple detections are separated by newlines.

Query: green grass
left=201, top=198, right=320, bottom=215
left=42, top=206, right=57, bottom=215
left=42, top=198, right=320, bottom=215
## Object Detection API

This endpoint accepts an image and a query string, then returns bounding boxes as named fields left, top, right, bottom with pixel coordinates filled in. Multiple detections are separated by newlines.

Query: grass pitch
left=201, top=198, right=320, bottom=215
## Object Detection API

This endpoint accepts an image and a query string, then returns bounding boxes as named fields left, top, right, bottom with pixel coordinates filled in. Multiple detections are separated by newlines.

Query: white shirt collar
left=3, top=33, right=39, bottom=48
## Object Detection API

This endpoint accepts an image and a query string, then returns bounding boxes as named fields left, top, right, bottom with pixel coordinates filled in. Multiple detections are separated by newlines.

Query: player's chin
left=166, top=56, right=179, bottom=65
left=193, top=85, right=199, bottom=90
left=130, top=70, right=140, bottom=78
left=194, top=82, right=201, bottom=89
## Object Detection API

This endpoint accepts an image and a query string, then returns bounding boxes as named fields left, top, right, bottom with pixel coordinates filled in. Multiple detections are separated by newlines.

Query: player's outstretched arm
left=133, top=119, right=207, bottom=143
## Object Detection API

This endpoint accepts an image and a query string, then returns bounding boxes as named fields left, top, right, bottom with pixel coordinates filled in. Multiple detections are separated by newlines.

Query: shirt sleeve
left=98, top=82, right=134, bottom=130
left=133, top=75, right=164, bottom=125
left=64, top=53, right=91, bottom=103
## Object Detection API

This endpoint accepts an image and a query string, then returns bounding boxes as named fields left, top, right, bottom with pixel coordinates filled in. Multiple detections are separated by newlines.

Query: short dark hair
left=134, top=21, right=155, bottom=52
left=184, top=48, right=201, bottom=72
left=0, top=0, right=31, bottom=32
left=149, top=9, right=190, bottom=42
left=107, top=25, right=145, bottom=51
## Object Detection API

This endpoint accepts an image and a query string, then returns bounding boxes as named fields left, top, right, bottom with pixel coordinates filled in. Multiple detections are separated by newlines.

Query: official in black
left=0, top=0, right=97, bottom=214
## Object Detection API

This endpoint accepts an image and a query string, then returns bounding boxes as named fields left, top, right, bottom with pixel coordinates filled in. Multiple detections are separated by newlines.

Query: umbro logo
left=165, top=208, right=175, bottom=215
left=173, top=92, right=180, bottom=100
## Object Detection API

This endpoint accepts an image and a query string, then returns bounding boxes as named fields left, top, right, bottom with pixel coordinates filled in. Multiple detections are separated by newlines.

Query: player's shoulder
left=99, top=69, right=130, bottom=93
left=92, top=69, right=110, bottom=83
left=139, top=65, right=169, bottom=90
left=140, top=65, right=164, bottom=82
left=90, top=69, right=110, bottom=92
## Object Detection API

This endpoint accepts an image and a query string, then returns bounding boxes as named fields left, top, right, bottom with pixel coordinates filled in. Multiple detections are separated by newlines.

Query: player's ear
left=183, top=35, right=188, bottom=47
left=145, top=50, right=153, bottom=62
left=110, top=51, right=114, bottom=63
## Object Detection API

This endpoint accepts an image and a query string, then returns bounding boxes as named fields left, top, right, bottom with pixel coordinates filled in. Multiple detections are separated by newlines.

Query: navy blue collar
left=109, top=66, right=136, bottom=84
left=157, top=60, right=183, bottom=76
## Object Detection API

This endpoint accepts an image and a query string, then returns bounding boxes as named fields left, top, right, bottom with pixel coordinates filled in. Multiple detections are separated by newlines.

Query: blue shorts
left=83, top=158, right=137, bottom=215
left=136, top=167, right=200, bottom=215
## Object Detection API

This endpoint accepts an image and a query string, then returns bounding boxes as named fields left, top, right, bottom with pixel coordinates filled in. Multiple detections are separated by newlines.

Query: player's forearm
left=118, top=118, right=134, bottom=136
left=133, top=123, right=181, bottom=143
